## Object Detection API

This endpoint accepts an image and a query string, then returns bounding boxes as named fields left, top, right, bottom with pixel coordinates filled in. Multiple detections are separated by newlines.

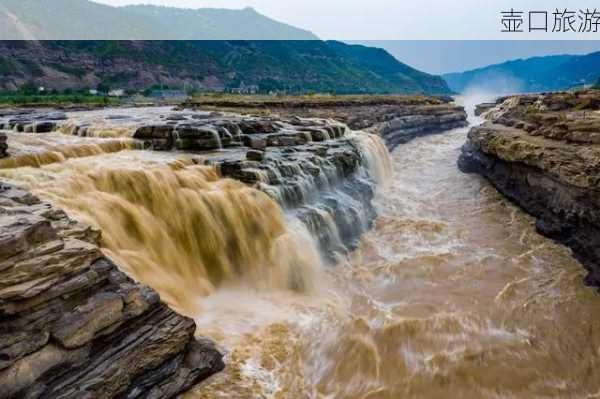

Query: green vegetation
left=0, top=40, right=452, bottom=95
left=0, top=94, right=118, bottom=107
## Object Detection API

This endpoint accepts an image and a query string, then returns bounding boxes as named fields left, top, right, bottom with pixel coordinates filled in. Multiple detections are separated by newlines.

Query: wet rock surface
left=0, top=110, right=66, bottom=134
left=214, top=134, right=377, bottom=255
left=30, top=106, right=381, bottom=254
left=0, top=184, right=224, bottom=398
left=132, top=113, right=348, bottom=153
left=185, top=95, right=467, bottom=150
left=474, top=102, right=496, bottom=116
left=459, top=90, right=600, bottom=287
left=0, top=133, right=6, bottom=158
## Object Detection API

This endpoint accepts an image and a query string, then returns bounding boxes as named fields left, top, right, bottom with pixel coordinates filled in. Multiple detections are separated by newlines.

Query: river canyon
left=1, top=95, right=600, bottom=398
left=184, top=97, right=600, bottom=398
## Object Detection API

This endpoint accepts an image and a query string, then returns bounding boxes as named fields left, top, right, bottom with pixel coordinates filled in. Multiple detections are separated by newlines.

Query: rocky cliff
left=459, top=90, right=600, bottom=286
left=0, top=183, right=224, bottom=398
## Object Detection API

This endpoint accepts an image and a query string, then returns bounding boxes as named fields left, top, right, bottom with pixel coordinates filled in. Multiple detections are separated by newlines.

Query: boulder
left=246, top=150, right=265, bottom=162
left=237, top=119, right=279, bottom=134
left=242, top=135, right=267, bottom=150
left=133, top=125, right=175, bottom=151
left=174, top=126, right=222, bottom=151
left=33, top=121, right=56, bottom=133
left=0, top=132, right=7, bottom=158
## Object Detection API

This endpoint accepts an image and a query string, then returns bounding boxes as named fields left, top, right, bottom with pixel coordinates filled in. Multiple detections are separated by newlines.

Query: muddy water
left=187, top=101, right=600, bottom=398
left=0, top=149, right=323, bottom=317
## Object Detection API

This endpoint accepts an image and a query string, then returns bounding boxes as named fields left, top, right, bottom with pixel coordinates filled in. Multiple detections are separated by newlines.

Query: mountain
left=0, top=41, right=452, bottom=95
left=0, top=0, right=317, bottom=40
left=122, top=5, right=317, bottom=40
left=443, top=52, right=600, bottom=93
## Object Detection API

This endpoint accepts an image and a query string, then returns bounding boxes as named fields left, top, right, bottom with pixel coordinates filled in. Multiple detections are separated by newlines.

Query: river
left=185, top=97, right=600, bottom=398
left=2, top=98, right=600, bottom=398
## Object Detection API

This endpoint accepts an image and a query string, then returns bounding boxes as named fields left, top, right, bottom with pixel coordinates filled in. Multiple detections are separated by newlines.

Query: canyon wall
left=459, top=91, right=600, bottom=286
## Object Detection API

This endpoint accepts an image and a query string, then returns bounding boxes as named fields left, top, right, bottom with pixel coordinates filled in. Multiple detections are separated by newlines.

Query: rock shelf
left=459, top=90, right=600, bottom=287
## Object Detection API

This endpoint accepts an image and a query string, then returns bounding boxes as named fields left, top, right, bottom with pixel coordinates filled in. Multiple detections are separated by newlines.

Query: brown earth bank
left=459, top=90, right=600, bottom=287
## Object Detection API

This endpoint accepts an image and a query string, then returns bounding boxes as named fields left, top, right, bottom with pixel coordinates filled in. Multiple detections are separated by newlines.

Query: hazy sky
left=92, top=1, right=600, bottom=73
left=360, top=41, right=600, bottom=74
left=94, top=0, right=600, bottom=40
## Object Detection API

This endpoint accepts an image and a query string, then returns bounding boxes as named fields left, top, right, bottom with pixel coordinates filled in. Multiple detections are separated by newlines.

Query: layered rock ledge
left=0, top=183, right=224, bottom=398
left=184, top=95, right=468, bottom=150
left=128, top=111, right=379, bottom=254
left=459, top=90, right=600, bottom=286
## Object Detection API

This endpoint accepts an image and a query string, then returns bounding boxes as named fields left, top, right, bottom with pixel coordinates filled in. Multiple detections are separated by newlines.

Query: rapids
left=184, top=98, right=600, bottom=398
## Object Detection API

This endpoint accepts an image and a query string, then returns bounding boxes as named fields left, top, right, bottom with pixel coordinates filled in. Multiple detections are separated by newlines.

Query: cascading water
left=0, top=110, right=393, bottom=396
left=0, top=133, right=141, bottom=169
left=0, top=151, right=324, bottom=316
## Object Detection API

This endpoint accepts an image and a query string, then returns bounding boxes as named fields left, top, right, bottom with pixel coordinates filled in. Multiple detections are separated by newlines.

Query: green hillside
left=0, top=41, right=452, bottom=95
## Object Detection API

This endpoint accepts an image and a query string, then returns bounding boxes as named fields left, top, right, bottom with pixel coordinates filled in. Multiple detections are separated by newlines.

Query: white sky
left=94, top=0, right=600, bottom=40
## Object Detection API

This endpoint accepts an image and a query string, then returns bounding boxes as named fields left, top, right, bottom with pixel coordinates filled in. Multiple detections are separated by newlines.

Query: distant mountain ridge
left=443, top=52, right=600, bottom=93
left=0, top=41, right=452, bottom=95
left=0, top=0, right=318, bottom=39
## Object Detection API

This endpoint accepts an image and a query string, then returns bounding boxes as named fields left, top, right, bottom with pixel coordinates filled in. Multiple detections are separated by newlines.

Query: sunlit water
left=185, top=98, right=600, bottom=398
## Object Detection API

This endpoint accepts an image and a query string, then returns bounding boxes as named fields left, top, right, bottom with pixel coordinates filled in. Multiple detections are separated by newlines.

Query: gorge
left=2, top=91, right=600, bottom=398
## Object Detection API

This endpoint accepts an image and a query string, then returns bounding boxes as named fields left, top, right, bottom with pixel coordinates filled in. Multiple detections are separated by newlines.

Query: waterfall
left=0, top=112, right=392, bottom=320
left=0, top=138, right=142, bottom=169
left=0, top=157, right=323, bottom=316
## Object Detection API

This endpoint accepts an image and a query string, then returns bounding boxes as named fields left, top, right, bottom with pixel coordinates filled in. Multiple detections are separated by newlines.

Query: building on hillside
left=108, top=89, right=125, bottom=97
left=229, top=82, right=259, bottom=95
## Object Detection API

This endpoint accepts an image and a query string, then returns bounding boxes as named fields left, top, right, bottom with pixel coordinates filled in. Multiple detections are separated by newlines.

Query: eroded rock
left=0, top=133, right=7, bottom=158
left=0, top=183, right=224, bottom=398
left=459, top=90, right=600, bottom=287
